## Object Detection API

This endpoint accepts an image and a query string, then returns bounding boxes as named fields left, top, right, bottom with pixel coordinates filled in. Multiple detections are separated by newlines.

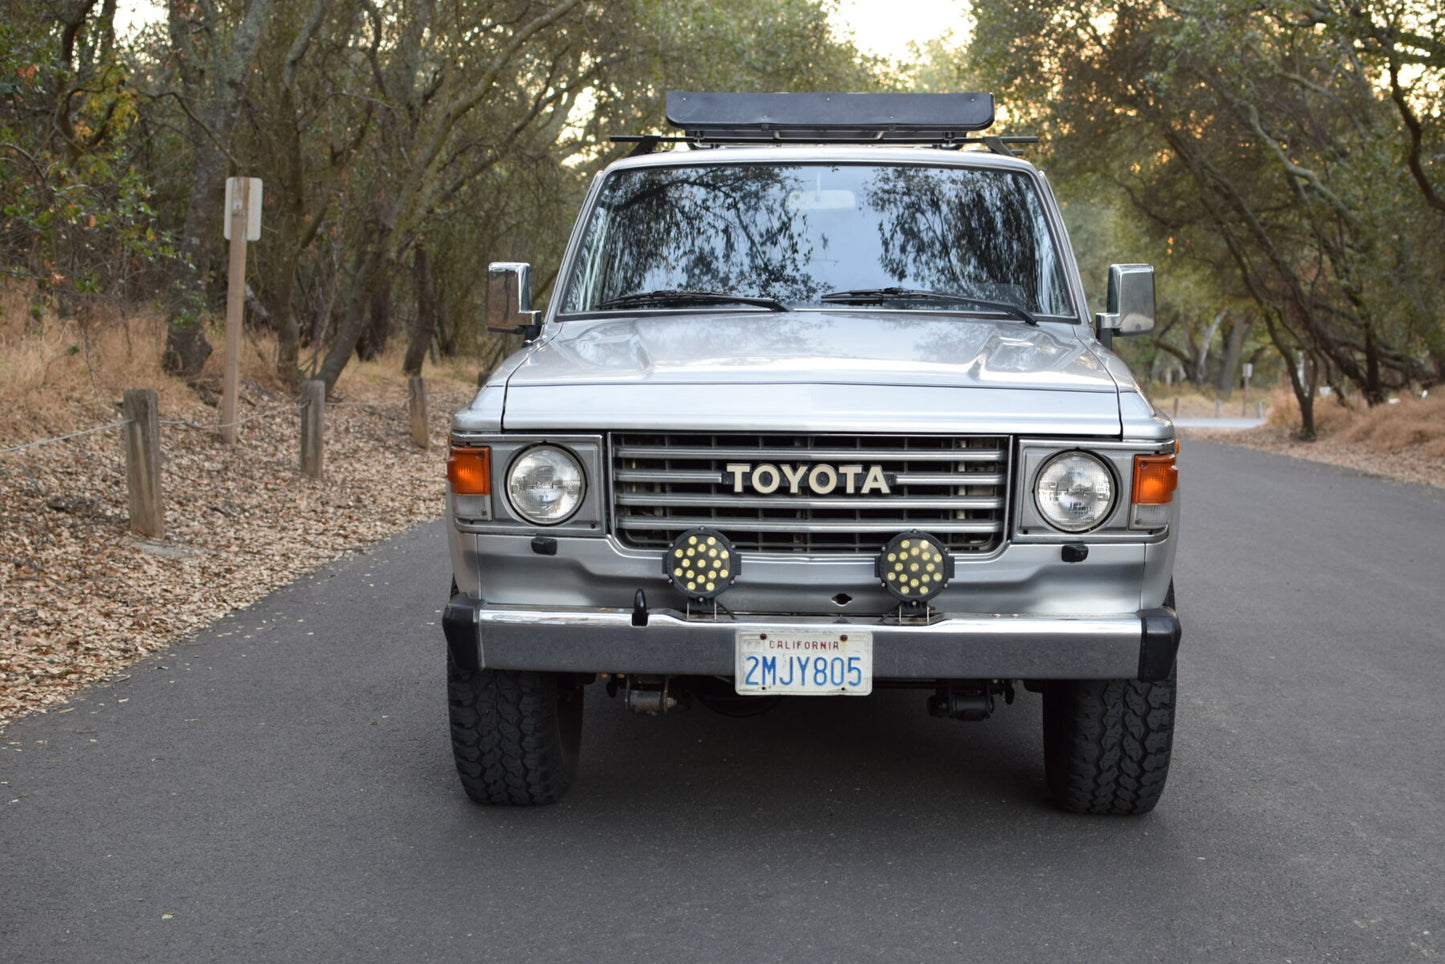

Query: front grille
left=610, top=433, right=1010, bottom=554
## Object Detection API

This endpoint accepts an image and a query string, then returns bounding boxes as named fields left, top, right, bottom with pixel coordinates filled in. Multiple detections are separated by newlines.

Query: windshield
left=560, top=162, right=1074, bottom=317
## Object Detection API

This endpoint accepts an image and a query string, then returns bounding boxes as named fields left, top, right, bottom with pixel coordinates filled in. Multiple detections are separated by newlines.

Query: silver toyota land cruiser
left=442, top=93, right=1181, bottom=815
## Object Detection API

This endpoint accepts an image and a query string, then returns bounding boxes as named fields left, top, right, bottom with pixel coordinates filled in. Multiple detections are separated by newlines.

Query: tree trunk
left=403, top=245, right=438, bottom=376
left=318, top=289, right=366, bottom=392
left=162, top=137, right=227, bottom=378
left=269, top=80, right=307, bottom=389
left=1364, top=328, right=1385, bottom=405
left=273, top=271, right=302, bottom=388
left=1299, top=353, right=1319, bottom=440
left=1264, top=313, right=1316, bottom=440
left=1215, top=314, right=1253, bottom=400
left=160, top=0, right=277, bottom=380
left=355, top=275, right=392, bottom=361
left=317, top=243, right=385, bottom=391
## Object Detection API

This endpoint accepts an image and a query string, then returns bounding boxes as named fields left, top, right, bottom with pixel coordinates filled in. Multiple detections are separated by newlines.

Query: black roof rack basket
left=665, top=91, right=995, bottom=145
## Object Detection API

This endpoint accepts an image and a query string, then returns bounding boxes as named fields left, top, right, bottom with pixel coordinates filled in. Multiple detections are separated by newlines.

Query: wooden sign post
left=222, top=177, right=262, bottom=444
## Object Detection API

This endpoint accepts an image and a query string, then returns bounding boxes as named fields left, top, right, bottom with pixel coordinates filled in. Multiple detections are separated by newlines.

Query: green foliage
left=1, top=12, right=177, bottom=311
left=5, top=0, right=882, bottom=381
left=229, top=0, right=883, bottom=383
left=964, top=0, right=1444, bottom=417
left=10, top=0, right=1437, bottom=415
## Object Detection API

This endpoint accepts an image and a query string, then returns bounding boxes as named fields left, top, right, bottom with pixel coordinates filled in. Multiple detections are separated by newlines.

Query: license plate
left=735, top=630, right=873, bottom=696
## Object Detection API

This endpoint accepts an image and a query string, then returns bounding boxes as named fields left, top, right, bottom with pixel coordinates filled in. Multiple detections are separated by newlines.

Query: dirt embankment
left=0, top=304, right=481, bottom=730
left=1165, top=387, right=1445, bottom=490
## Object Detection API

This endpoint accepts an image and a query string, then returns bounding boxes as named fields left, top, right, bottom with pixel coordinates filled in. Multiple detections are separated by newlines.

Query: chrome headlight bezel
left=1032, top=450, right=1117, bottom=534
left=505, top=444, right=586, bottom=526
left=1014, top=439, right=1176, bottom=543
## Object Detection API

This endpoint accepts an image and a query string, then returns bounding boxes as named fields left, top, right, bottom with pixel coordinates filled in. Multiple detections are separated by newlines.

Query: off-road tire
left=447, top=657, right=583, bottom=805
left=1042, top=670, right=1176, bottom=816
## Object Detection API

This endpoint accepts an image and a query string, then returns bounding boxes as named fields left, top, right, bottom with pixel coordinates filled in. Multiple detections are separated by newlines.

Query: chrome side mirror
left=486, top=262, right=542, bottom=339
left=1095, top=264, right=1155, bottom=346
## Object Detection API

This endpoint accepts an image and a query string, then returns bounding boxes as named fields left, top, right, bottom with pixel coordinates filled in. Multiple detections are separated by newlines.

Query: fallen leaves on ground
left=1, top=377, right=476, bottom=731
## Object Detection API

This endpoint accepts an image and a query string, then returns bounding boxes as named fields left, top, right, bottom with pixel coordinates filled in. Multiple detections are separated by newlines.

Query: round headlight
left=506, top=446, right=584, bottom=525
left=1035, top=452, right=1115, bottom=532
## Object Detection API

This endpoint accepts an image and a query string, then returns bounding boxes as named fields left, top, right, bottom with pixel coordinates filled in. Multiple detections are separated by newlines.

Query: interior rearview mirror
left=486, top=262, right=542, bottom=339
left=1094, top=264, right=1155, bottom=346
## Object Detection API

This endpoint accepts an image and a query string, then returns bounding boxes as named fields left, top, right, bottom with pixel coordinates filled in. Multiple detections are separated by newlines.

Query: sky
left=117, top=1, right=971, bottom=63
left=830, top=0, right=970, bottom=61
left=115, top=1, right=162, bottom=36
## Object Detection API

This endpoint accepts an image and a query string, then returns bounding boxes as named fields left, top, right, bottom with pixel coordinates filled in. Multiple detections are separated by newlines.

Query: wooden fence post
left=408, top=375, right=429, bottom=450
left=123, top=388, right=164, bottom=538
left=300, top=379, right=325, bottom=480
left=221, top=178, right=254, bottom=446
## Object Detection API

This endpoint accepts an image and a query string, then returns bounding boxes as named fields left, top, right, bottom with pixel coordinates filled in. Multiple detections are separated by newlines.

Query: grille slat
left=892, top=472, right=1006, bottom=486
left=615, top=469, right=724, bottom=484
left=615, top=517, right=1004, bottom=534
left=616, top=493, right=1004, bottom=511
left=611, top=433, right=1011, bottom=555
left=615, top=444, right=1005, bottom=462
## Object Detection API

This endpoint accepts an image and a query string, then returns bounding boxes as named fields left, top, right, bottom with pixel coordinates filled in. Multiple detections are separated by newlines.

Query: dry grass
left=1147, top=386, right=1273, bottom=421
left=0, top=284, right=310, bottom=447
left=1186, top=382, right=1445, bottom=488
left=0, top=288, right=176, bottom=442
left=1255, top=381, right=1445, bottom=456
left=0, top=281, right=487, bottom=443
left=1331, top=396, right=1445, bottom=458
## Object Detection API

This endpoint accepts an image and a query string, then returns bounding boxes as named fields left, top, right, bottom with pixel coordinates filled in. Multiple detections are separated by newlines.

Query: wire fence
left=0, top=405, right=309, bottom=456
left=0, top=419, right=135, bottom=456
left=154, top=401, right=308, bottom=433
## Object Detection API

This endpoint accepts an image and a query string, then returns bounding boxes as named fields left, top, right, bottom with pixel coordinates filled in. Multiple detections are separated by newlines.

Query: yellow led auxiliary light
left=876, top=531, right=954, bottom=604
left=664, top=527, right=739, bottom=601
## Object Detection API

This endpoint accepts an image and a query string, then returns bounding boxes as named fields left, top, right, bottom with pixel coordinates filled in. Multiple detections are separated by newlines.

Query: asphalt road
left=3, top=440, right=1442, bottom=963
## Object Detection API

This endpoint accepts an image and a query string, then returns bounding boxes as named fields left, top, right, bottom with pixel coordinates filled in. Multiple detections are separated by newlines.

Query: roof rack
left=667, top=91, right=994, bottom=141
left=611, top=92, right=1035, bottom=156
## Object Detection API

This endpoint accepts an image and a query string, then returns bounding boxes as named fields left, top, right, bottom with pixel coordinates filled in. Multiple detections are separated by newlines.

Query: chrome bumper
left=443, top=596, right=1181, bottom=682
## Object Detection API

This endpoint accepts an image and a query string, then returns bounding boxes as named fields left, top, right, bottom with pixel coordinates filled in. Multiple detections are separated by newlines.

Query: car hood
left=483, top=311, right=1126, bottom=435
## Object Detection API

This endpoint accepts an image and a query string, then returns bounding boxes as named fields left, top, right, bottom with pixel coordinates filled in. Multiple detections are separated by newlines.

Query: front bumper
left=443, top=596, right=1181, bottom=682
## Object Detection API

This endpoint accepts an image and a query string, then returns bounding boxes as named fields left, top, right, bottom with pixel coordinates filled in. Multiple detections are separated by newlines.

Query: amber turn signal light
left=447, top=447, right=492, bottom=495
left=1132, top=454, right=1178, bottom=505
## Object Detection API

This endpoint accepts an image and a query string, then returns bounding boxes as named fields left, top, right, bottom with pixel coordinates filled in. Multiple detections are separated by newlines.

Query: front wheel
left=1042, top=670, right=1176, bottom=815
left=447, top=657, right=583, bottom=805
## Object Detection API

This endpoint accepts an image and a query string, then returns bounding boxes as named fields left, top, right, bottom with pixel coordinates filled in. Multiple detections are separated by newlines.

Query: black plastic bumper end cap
left=1138, top=607, right=1182, bottom=682
left=443, top=594, right=482, bottom=671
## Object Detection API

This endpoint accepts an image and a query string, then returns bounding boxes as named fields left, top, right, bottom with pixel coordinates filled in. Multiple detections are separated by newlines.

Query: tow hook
left=623, top=676, right=690, bottom=716
left=928, top=681, right=1015, bottom=721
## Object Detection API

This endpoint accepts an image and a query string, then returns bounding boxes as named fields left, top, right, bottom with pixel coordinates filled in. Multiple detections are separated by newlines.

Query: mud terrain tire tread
left=448, top=659, right=581, bottom=805
left=1043, top=672, right=1176, bottom=816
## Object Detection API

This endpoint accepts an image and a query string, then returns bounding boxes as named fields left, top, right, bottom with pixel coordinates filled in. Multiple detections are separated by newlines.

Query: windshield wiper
left=594, top=289, right=789, bottom=312
left=820, top=288, right=1039, bottom=326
